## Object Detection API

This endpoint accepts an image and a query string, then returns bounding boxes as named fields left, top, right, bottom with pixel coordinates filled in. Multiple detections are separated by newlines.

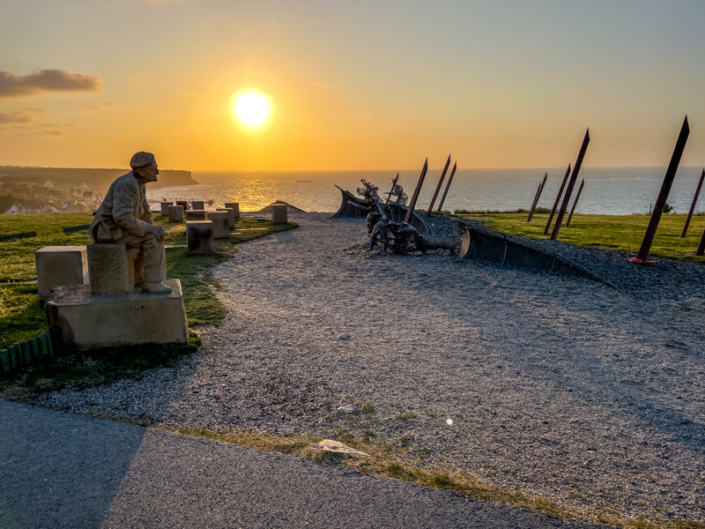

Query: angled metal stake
left=436, top=161, right=457, bottom=214
left=527, top=173, right=547, bottom=222
left=566, top=179, right=584, bottom=227
left=544, top=164, right=571, bottom=235
left=385, top=173, right=400, bottom=205
left=427, top=154, right=451, bottom=216
left=551, top=128, right=591, bottom=240
left=682, top=168, right=705, bottom=237
left=404, top=159, right=428, bottom=224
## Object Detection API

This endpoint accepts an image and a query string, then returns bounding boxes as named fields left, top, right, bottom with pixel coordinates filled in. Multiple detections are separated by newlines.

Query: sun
left=232, top=91, right=270, bottom=128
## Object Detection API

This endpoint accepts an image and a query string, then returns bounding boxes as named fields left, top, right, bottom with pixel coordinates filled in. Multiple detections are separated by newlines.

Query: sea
left=146, top=167, right=705, bottom=216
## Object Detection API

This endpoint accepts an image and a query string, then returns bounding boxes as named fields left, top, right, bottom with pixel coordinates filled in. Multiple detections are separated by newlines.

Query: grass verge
left=456, top=212, right=705, bottom=263
left=161, top=425, right=705, bottom=529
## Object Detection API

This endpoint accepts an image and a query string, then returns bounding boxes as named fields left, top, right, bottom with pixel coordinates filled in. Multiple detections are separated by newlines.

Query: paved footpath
left=0, top=401, right=598, bottom=529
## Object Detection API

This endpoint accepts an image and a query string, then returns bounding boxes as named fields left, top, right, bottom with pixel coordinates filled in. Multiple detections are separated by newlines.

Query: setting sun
left=233, top=91, right=270, bottom=128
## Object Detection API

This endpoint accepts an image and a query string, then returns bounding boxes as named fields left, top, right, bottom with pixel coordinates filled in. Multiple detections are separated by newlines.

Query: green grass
left=0, top=212, right=297, bottom=376
left=457, top=211, right=705, bottom=263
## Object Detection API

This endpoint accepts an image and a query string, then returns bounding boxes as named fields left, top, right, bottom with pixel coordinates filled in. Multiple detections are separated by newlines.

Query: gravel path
left=38, top=213, right=705, bottom=523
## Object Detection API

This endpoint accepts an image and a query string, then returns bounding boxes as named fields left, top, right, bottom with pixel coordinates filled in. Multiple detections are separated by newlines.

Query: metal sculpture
left=551, top=129, right=590, bottom=240
left=544, top=164, right=570, bottom=235
left=566, top=179, right=585, bottom=227
left=436, top=161, right=457, bottom=214
left=404, top=159, right=428, bottom=224
left=681, top=168, right=704, bottom=237
left=527, top=173, right=547, bottom=222
left=427, top=155, right=451, bottom=216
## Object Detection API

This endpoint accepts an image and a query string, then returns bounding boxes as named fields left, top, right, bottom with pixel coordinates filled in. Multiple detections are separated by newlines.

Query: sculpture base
left=628, top=257, right=657, bottom=267
left=46, top=279, right=188, bottom=351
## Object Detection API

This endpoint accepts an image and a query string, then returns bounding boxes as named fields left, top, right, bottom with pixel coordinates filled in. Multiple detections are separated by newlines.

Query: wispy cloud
left=311, top=81, right=338, bottom=90
left=89, top=101, right=116, bottom=111
left=0, top=69, right=102, bottom=98
left=40, top=130, right=62, bottom=136
left=0, top=111, right=33, bottom=125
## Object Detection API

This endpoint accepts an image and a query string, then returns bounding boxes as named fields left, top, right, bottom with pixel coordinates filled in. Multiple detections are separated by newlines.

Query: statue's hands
left=148, top=225, right=165, bottom=243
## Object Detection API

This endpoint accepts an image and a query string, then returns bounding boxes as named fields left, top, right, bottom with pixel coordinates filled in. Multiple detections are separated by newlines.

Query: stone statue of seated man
left=90, top=151, right=171, bottom=294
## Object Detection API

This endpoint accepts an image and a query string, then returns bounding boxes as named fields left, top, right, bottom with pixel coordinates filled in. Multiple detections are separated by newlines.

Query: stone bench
left=207, top=211, right=230, bottom=239
left=160, top=201, right=173, bottom=216
left=87, top=243, right=143, bottom=294
left=168, top=205, right=184, bottom=222
left=216, top=208, right=235, bottom=229
left=224, top=202, right=240, bottom=220
left=271, top=204, right=288, bottom=224
left=185, top=209, right=206, bottom=221
left=186, top=221, right=215, bottom=254
left=191, top=200, right=205, bottom=210
left=35, top=246, right=89, bottom=301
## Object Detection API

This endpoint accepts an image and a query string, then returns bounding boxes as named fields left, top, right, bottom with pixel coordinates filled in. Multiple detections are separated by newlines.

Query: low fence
left=62, top=224, right=91, bottom=234
left=0, top=330, right=54, bottom=375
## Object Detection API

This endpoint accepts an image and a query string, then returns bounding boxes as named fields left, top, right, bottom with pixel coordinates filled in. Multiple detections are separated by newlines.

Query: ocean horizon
left=146, top=166, right=705, bottom=216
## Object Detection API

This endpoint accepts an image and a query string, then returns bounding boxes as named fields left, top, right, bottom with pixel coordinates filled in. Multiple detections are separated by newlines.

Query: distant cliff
left=0, top=166, right=198, bottom=193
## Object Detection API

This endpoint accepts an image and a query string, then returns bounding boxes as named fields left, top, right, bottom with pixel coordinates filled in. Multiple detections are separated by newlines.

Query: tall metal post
left=427, top=155, right=451, bottom=216
left=566, top=179, right=585, bottom=227
left=697, top=229, right=705, bottom=256
left=527, top=173, right=547, bottom=222
left=404, top=159, right=428, bottom=224
left=436, top=162, right=457, bottom=214
left=681, top=168, right=705, bottom=237
left=551, top=129, right=591, bottom=240
left=632, top=116, right=690, bottom=263
left=544, top=164, right=571, bottom=235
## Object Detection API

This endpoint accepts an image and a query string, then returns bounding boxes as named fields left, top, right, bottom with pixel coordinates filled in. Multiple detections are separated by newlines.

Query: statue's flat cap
left=129, top=151, right=156, bottom=169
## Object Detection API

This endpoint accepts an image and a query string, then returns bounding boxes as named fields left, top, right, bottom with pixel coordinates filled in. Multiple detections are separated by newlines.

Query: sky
left=1, top=0, right=704, bottom=172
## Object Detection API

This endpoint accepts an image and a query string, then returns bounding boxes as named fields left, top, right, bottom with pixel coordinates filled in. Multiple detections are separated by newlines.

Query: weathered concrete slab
left=176, top=200, right=189, bottom=211
left=216, top=208, right=235, bottom=229
left=87, top=243, right=132, bottom=295
left=224, top=202, right=240, bottom=219
left=159, top=202, right=172, bottom=216
left=272, top=204, right=288, bottom=224
left=191, top=200, right=205, bottom=210
left=168, top=205, right=184, bottom=223
left=46, top=279, right=188, bottom=350
left=185, top=209, right=206, bottom=221
left=35, top=246, right=89, bottom=301
left=186, top=221, right=215, bottom=254
left=208, top=211, right=230, bottom=238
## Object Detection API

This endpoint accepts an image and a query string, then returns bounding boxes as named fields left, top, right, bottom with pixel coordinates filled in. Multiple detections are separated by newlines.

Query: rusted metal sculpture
left=697, top=230, right=705, bottom=256
left=384, top=173, right=400, bottom=204
left=566, top=179, right=585, bottom=227
left=551, top=129, right=590, bottom=240
left=404, top=159, right=428, bottom=224
left=631, top=116, right=690, bottom=265
left=544, top=164, right=570, bottom=235
left=682, top=168, right=704, bottom=237
left=527, top=173, right=547, bottom=222
left=427, top=155, right=451, bottom=216
left=436, top=161, right=457, bottom=214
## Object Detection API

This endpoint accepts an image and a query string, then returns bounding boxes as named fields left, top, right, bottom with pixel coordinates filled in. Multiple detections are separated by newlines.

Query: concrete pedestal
left=185, top=210, right=207, bottom=221
left=216, top=208, right=235, bottom=229
left=191, top=200, right=205, bottom=210
left=168, top=205, right=184, bottom=223
left=186, top=221, right=215, bottom=254
left=272, top=204, right=288, bottom=224
left=87, top=244, right=134, bottom=294
left=35, top=246, right=89, bottom=301
left=224, top=203, right=240, bottom=219
left=176, top=200, right=189, bottom=211
left=208, top=211, right=230, bottom=239
left=160, top=202, right=172, bottom=216
left=46, top=279, right=188, bottom=351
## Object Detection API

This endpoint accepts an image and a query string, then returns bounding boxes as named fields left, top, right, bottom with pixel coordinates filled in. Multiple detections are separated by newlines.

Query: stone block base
left=168, top=205, right=184, bottom=222
left=35, top=246, right=89, bottom=301
left=272, top=204, right=288, bottom=224
left=185, top=210, right=206, bottom=221
left=46, top=279, right=188, bottom=351
left=176, top=200, right=189, bottom=211
left=88, top=244, right=132, bottom=294
left=160, top=202, right=172, bottom=216
left=216, top=208, right=235, bottom=229
left=187, top=221, right=215, bottom=254
left=208, top=211, right=230, bottom=238
left=191, top=200, right=205, bottom=210
left=224, top=202, right=240, bottom=219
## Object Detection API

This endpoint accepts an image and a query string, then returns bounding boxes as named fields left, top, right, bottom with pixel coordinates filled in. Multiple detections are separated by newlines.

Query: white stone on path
left=310, top=440, right=370, bottom=457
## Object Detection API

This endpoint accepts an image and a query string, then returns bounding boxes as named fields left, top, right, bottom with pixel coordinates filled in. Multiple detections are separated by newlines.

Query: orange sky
left=1, top=1, right=704, bottom=171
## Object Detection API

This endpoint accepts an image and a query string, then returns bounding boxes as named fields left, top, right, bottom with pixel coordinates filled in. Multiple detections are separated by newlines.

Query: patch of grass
left=0, top=283, right=45, bottom=349
left=456, top=211, right=705, bottom=263
left=361, top=402, right=375, bottom=414
left=0, top=331, right=200, bottom=399
left=394, top=409, right=417, bottom=422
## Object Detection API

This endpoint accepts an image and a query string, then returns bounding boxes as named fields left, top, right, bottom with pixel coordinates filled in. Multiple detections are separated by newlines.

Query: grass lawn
left=457, top=211, right=705, bottom=263
left=0, top=213, right=296, bottom=394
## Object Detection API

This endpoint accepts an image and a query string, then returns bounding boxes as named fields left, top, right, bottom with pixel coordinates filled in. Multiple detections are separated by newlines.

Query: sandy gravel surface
left=38, top=213, right=705, bottom=523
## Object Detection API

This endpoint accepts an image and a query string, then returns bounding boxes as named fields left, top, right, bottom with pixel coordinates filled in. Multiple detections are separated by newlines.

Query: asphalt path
left=0, top=401, right=599, bottom=529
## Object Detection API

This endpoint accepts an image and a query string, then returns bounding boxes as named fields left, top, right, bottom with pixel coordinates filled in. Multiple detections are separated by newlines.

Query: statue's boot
left=143, top=281, right=172, bottom=294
